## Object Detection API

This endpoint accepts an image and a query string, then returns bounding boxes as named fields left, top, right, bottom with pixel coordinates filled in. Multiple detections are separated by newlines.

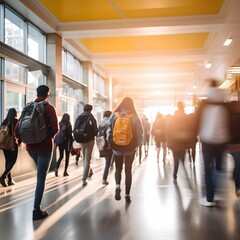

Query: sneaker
left=88, top=169, right=93, bottom=178
left=55, top=169, right=58, bottom=177
left=199, top=197, right=215, bottom=207
left=82, top=181, right=88, bottom=187
left=8, top=179, right=16, bottom=186
left=125, top=195, right=131, bottom=203
left=115, top=188, right=121, bottom=201
left=102, top=180, right=109, bottom=185
left=236, top=188, right=240, bottom=197
left=0, top=177, right=7, bottom=187
left=33, top=209, right=48, bottom=221
left=63, top=172, right=69, bottom=177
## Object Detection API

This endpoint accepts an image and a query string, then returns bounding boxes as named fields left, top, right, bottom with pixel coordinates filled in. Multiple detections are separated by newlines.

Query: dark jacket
left=166, top=111, right=198, bottom=152
left=15, top=97, right=58, bottom=151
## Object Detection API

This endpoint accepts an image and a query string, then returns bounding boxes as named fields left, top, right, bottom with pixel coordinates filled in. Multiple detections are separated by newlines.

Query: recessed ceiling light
left=205, top=63, right=212, bottom=69
left=224, top=38, right=232, bottom=46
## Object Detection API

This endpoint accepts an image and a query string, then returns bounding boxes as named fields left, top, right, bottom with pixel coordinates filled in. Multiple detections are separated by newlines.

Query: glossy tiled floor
left=1, top=144, right=240, bottom=240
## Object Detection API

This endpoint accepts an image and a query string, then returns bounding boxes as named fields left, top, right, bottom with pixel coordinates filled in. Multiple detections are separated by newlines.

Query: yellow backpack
left=113, top=112, right=133, bottom=146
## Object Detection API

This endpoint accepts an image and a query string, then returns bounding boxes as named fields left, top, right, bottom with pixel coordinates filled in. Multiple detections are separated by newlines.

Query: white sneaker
left=199, top=197, right=215, bottom=207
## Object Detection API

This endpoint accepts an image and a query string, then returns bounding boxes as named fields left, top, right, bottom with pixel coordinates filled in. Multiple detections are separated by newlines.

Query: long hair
left=60, top=113, right=70, bottom=124
left=114, top=97, right=137, bottom=114
left=4, top=108, right=17, bottom=125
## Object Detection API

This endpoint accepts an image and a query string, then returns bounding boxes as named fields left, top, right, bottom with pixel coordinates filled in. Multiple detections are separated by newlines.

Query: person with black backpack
left=54, top=113, right=73, bottom=177
left=15, top=85, right=58, bottom=221
left=106, top=97, right=143, bottom=203
left=73, top=104, right=98, bottom=186
left=97, top=110, right=113, bottom=185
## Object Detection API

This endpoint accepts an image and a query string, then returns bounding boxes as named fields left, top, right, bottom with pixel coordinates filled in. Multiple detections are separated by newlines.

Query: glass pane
left=6, top=90, right=25, bottom=116
left=5, top=60, right=26, bottom=84
left=28, top=70, right=45, bottom=87
left=28, top=24, right=46, bottom=63
left=5, top=8, right=25, bottom=53
left=66, top=53, right=74, bottom=78
left=28, top=88, right=36, bottom=102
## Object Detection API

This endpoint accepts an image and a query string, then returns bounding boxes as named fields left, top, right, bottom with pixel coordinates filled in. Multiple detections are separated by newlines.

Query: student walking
left=54, top=113, right=73, bottom=177
left=74, top=104, right=98, bottom=186
left=97, top=110, right=113, bottom=185
left=0, top=108, right=19, bottom=187
left=15, top=85, right=58, bottom=220
left=107, top=97, right=143, bottom=203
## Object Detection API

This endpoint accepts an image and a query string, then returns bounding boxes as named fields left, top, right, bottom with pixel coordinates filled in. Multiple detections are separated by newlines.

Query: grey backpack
left=19, top=101, right=48, bottom=144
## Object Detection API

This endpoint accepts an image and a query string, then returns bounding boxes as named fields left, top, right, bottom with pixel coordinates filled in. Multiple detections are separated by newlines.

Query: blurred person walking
left=166, top=102, right=197, bottom=180
left=152, top=113, right=167, bottom=163
left=198, top=79, right=230, bottom=207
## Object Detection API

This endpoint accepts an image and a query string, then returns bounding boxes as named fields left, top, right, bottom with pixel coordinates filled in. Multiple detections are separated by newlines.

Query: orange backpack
left=113, top=112, right=133, bottom=146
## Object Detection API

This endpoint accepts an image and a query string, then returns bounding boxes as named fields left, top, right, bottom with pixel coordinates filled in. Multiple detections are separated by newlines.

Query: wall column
left=46, top=33, right=62, bottom=116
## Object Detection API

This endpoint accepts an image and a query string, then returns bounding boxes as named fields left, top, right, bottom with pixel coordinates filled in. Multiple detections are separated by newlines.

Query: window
left=28, top=70, right=46, bottom=87
left=62, top=49, right=83, bottom=83
left=5, top=60, right=26, bottom=84
left=28, top=24, right=46, bottom=62
left=5, top=8, right=25, bottom=53
left=93, top=72, right=105, bottom=95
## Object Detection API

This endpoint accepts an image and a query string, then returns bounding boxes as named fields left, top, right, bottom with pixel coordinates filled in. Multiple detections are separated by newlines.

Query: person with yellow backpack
left=106, top=97, right=143, bottom=203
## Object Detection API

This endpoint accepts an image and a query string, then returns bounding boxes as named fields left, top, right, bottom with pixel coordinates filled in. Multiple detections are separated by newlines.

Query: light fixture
left=224, top=38, right=232, bottom=46
left=205, top=63, right=212, bottom=69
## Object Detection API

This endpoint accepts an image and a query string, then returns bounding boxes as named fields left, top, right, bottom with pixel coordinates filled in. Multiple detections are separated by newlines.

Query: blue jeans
left=231, top=152, right=240, bottom=190
left=28, top=150, right=52, bottom=209
left=80, top=140, right=95, bottom=182
left=201, top=142, right=225, bottom=202
left=103, top=151, right=113, bottom=180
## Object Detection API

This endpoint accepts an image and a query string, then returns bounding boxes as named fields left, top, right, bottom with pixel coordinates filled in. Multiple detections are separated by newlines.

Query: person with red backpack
left=107, top=97, right=143, bottom=203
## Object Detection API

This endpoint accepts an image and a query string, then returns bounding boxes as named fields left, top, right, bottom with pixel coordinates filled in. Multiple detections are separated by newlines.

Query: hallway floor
left=0, top=145, right=240, bottom=240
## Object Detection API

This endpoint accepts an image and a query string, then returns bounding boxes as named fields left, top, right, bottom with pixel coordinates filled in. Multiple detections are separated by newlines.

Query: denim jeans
left=28, top=150, right=52, bottom=209
left=201, top=142, right=225, bottom=202
left=80, top=140, right=95, bottom=182
left=103, top=151, right=113, bottom=180
left=231, top=152, right=240, bottom=190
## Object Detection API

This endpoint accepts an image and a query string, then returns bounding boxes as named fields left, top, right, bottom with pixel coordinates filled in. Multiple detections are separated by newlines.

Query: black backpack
left=18, top=101, right=48, bottom=144
left=73, top=114, right=93, bottom=143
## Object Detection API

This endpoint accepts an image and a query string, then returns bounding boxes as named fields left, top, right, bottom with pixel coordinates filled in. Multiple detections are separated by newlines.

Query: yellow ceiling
left=40, top=0, right=224, bottom=22
left=78, top=33, right=209, bottom=53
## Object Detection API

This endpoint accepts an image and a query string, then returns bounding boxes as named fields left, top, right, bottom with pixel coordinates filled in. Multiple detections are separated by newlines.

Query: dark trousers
left=114, top=154, right=135, bottom=195
left=56, top=144, right=70, bottom=172
left=172, top=150, right=185, bottom=178
left=2, top=148, right=18, bottom=180
left=202, top=142, right=225, bottom=202
left=231, top=152, right=240, bottom=190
